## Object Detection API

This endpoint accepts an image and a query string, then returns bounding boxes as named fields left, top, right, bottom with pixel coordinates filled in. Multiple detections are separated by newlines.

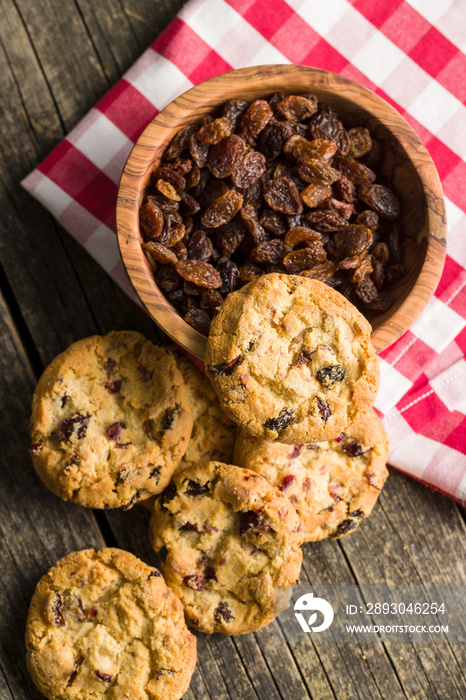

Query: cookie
left=142, top=352, right=237, bottom=512
left=150, top=461, right=303, bottom=635
left=25, top=548, right=197, bottom=700
left=205, top=273, right=379, bottom=443
left=234, top=409, right=389, bottom=541
left=29, top=332, right=193, bottom=509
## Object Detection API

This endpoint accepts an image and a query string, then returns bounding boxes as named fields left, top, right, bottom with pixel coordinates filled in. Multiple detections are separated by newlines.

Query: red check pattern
left=22, top=0, right=466, bottom=503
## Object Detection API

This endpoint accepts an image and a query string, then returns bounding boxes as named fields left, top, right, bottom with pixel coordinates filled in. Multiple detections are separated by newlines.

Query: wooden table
left=1, top=1, right=465, bottom=698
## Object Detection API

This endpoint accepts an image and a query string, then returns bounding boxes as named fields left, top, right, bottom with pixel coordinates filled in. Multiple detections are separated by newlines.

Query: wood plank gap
left=0, top=261, right=43, bottom=380
left=9, top=0, right=68, bottom=135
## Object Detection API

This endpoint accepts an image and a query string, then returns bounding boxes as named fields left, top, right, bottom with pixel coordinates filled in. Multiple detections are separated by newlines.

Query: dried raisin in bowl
left=116, top=64, right=446, bottom=359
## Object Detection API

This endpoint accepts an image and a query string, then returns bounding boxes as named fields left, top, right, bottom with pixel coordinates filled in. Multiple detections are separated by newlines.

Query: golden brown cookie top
left=150, top=461, right=303, bottom=635
left=234, top=409, right=389, bottom=542
left=29, top=332, right=193, bottom=508
left=25, top=548, right=197, bottom=700
left=205, top=274, right=379, bottom=443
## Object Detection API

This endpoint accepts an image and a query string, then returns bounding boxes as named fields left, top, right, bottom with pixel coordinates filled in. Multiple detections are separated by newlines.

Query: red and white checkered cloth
left=22, top=0, right=466, bottom=503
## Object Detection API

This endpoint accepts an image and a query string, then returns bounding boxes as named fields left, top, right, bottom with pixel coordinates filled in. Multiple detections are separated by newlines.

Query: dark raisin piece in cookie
left=215, top=601, right=234, bottom=623
left=208, top=354, right=242, bottom=375
left=185, top=479, right=210, bottom=496
left=264, top=408, right=294, bottom=432
left=316, top=364, right=346, bottom=388
left=317, top=397, right=331, bottom=421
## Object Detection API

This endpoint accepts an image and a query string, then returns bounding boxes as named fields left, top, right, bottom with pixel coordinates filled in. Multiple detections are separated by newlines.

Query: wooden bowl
left=116, top=65, right=446, bottom=359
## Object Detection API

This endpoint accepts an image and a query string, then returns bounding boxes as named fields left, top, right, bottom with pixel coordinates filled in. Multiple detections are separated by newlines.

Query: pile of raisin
left=139, top=93, right=403, bottom=335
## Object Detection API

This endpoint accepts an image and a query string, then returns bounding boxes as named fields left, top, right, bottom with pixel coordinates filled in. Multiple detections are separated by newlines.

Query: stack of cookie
left=25, top=273, right=389, bottom=698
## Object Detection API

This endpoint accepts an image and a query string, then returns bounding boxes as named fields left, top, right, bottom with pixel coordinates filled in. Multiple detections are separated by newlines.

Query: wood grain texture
left=117, top=64, right=447, bottom=358
left=0, top=2, right=464, bottom=699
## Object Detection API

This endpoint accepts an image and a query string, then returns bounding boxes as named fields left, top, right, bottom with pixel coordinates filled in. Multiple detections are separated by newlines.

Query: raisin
left=317, top=397, right=331, bottom=421
left=183, top=575, right=205, bottom=591
left=305, top=209, right=347, bottom=231
left=160, top=482, right=177, bottom=510
left=106, top=379, right=121, bottom=395
left=143, top=241, right=178, bottom=265
left=171, top=157, right=193, bottom=176
left=264, top=408, right=295, bottom=432
left=284, top=227, right=320, bottom=248
left=197, top=117, right=232, bottom=145
left=165, top=125, right=197, bottom=160
left=301, top=183, right=332, bottom=208
left=161, top=221, right=185, bottom=248
left=218, top=257, right=239, bottom=295
left=384, top=263, right=405, bottom=284
left=260, top=209, right=288, bottom=236
left=332, top=519, right=358, bottom=538
left=200, top=289, right=223, bottom=317
left=352, top=257, right=373, bottom=284
left=88, top=606, right=98, bottom=619
left=201, top=190, right=243, bottom=228
left=359, top=183, right=400, bottom=219
left=148, top=569, right=162, bottom=579
left=185, top=308, right=211, bottom=335
left=185, top=480, right=210, bottom=496
left=264, top=177, right=303, bottom=215
left=188, top=231, right=213, bottom=261
left=348, top=127, right=372, bottom=158
left=189, top=133, right=209, bottom=168
left=341, top=440, right=366, bottom=457
left=207, top=135, right=247, bottom=178
left=106, top=422, right=132, bottom=447
left=297, top=158, right=340, bottom=185
left=238, top=261, right=263, bottom=284
left=356, top=209, right=379, bottom=231
left=300, top=260, right=336, bottom=282
left=239, top=100, right=273, bottom=141
left=316, top=364, right=346, bottom=388
left=205, top=566, right=218, bottom=582
left=68, top=657, right=83, bottom=685
left=328, top=225, right=373, bottom=260
left=333, top=174, right=356, bottom=203
left=198, top=179, right=229, bottom=211
left=333, top=155, right=376, bottom=185
left=186, top=163, right=201, bottom=188
left=322, top=197, right=354, bottom=220
left=215, top=602, right=234, bottom=623
left=29, top=442, right=43, bottom=454
left=95, top=672, right=113, bottom=683
left=239, top=510, right=259, bottom=535
left=240, top=204, right=266, bottom=244
left=309, top=111, right=350, bottom=155
left=54, top=413, right=90, bottom=442
left=162, top=404, right=181, bottom=431
left=152, top=166, right=186, bottom=192
left=179, top=522, right=199, bottom=532
left=280, top=474, right=296, bottom=491
left=157, top=265, right=181, bottom=292
left=53, top=594, right=65, bottom=626
left=140, top=200, right=164, bottom=239
left=216, top=222, right=246, bottom=257
left=258, top=121, right=290, bottom=160
left=231, top=151, right=266, bottom=188
left=209, top=354, right=242, bottom=376
left=283, top=243, right=326, bottom=272
left=284, top=135, right=337, bottom=162
left=250, top=240, right=291, bottom=264
left=290, top=445, right=302, bottom=458
left=354, top=275, right=378, bottom=304
left=179, top=192, right=200, bottom=216
left=173, top=240, right=188, bottom=260
left=222, top=98, right=249, bottom=130
left=276, top=95, right=318, bottom=121
left=176, top=260, right=222, bottom=288
left=362, top=138, right=383, bottom=167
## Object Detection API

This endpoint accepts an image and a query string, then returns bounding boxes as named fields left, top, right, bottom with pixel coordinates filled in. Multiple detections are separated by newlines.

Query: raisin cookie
left=205, top=274, right=379, bottom=443
left=25, top=548, right=197, bottom=700
left=29, top=332, right=193, bottom=509
left=234, top=409, right=389, bottom=541
left=150, top=461, right=303, bottom=634
left=142, top=352, right=236, bottom=511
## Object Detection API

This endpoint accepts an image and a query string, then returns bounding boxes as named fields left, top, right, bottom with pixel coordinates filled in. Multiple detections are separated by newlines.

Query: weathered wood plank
left=0, top=289, right=105, bottom=700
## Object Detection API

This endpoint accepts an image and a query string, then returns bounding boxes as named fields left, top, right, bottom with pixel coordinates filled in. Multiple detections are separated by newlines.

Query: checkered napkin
left=22, top=0, right=466, bottom=503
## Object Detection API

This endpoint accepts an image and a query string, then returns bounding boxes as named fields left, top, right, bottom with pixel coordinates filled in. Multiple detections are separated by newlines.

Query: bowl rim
left=116, top=64, right=447, bottom=359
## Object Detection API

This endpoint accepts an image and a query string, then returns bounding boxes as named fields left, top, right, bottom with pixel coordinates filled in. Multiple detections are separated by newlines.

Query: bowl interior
left=117, top=65, right=446, bottom=358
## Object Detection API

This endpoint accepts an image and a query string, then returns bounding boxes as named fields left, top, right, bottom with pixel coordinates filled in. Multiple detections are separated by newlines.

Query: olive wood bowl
left=117, top=64, right=447, bottom=359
